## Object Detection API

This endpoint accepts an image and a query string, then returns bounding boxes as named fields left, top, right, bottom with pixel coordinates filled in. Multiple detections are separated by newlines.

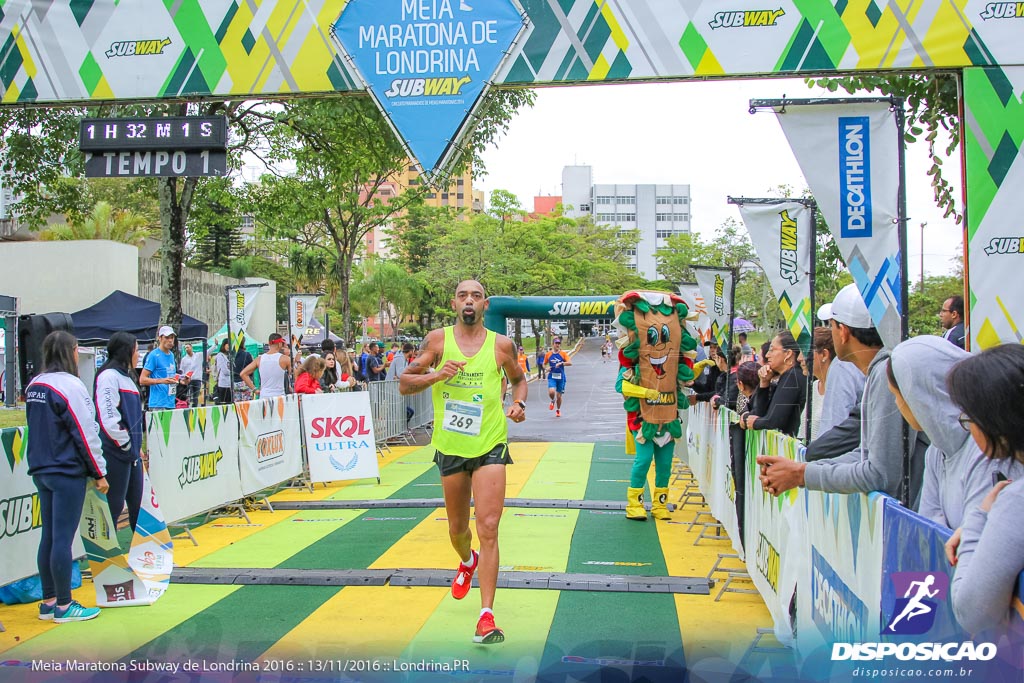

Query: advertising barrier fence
left=688, top=402, right=743, bottom=558
left=688, top=405, right=1023, bottom=675
left=236, top=394, right=303, bottom=496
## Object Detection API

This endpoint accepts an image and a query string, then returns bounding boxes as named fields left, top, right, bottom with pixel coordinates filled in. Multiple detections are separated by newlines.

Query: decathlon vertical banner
left=774, top=101, right=903, bottom=348
left=146, top=405, right=242, bottom=524
left=743, top=429, right=806, bottom=646
left=964, top=66, right=1024, bottom=349
left=796, top=489, right=886, bottom=659
left=693, top=267, right=733, bottom=348
left=227, top=285, right=263, bottom=349
left=237, top=394, right=304, bottom=495
left=332, top=0, right=528, bottom=180
left=678, top=283, right=711, bottom=345
left=80, top=472, right=171, bottom=607
left=302, top=392, right=379, bottom=484
left=737, top=202, right=814, bottom=354
left=289, top=295, right=320, bottom=342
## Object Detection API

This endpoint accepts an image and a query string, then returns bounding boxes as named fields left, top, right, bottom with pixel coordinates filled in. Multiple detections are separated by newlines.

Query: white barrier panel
left=237, top=395, right=303, bottom=495
left=743, top=429, right=807, bottom=646
left=686, top=403, right=743, bottom=557
left=302, top=392, right=380, bottom=484
left=796, top=489, right=885, bottom=658
left=146, top=406, right=242, bottom=524
left=0, top=426, right=85, bottom=586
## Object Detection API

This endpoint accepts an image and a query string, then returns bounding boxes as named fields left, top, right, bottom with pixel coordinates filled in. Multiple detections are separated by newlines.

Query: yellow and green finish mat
left=0, top=442, right=772, bottom=682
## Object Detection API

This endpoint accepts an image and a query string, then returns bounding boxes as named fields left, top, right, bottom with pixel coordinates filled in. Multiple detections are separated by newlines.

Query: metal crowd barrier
left=366, top=380, right=434, bottom=446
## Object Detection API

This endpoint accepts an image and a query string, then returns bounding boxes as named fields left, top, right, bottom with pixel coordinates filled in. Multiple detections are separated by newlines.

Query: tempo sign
left=84, top=150, right=227, bottom=178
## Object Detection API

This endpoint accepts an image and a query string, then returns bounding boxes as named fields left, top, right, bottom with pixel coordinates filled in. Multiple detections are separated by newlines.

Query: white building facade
left=561, top=165, right=690, bottom=280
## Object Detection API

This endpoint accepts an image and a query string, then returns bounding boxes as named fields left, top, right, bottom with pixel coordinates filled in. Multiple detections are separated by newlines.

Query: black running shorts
left=433, top=442, right=513, bottom=477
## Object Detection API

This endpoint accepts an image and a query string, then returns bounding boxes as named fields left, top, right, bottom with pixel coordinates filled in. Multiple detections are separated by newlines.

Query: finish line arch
left=483, top=296, right=618, bottom=335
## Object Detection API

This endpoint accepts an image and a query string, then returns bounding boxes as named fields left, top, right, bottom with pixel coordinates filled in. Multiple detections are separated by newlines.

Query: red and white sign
left=300, top=392, right=379, bottom=484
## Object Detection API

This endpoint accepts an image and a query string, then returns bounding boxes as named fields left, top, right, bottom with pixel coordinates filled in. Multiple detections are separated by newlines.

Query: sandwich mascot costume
left=614, top=291, right=710, bottom=521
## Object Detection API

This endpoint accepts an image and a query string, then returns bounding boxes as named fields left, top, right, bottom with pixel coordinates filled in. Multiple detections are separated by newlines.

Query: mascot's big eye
left=661, top=325, right=671, bottom=344
left=646, top=327, right=658, bottom=345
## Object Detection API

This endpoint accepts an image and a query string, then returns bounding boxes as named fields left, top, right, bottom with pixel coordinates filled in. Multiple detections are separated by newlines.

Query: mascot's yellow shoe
left=651, top=487, right=672, bottom=520
left=626, top=487, right=648, bottom=521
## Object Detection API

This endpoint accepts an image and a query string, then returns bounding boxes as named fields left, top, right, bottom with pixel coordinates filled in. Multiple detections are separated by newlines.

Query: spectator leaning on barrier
left=757, top=283, right=928, bottom=507
left=26, top=331, right=108, bottom=624
left=386, top=342, right=416, bottom=381
left=887, top=336, right=1012, bottom=531
left=945, top=344, right=1024, bottom=638
left=364, top=342, right=386, bottom=382
left=241, top=333, right=291, bottom=399
left=294, top=356, right=326, bottom=394
left=139, top=326, right=186, bottom=411
left=740, top=330, right=806, bottom=438
left=94, top=332, right=144, bottom=533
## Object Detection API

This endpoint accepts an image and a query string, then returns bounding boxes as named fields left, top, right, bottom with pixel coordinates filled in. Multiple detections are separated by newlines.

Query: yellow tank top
left=430, top=327, right=508, bottom=457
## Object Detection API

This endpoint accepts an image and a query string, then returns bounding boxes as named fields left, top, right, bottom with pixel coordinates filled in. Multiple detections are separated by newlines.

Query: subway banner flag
left=693, top=267, right=733, bottom=349
left=333, top=0, right=528, bottom=181
left=737, top=202, right=813, bottom=355
left=774, top=102, right=903, bottom=348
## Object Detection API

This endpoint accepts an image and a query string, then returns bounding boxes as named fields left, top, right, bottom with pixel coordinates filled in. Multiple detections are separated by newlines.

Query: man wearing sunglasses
left=938, top=295, right=966, bottom=350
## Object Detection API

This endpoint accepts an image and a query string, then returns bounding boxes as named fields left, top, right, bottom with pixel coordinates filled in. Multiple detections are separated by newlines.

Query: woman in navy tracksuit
left=94, top=332, right=144, bottom=531
left=26, top=331, right=108, bottom=623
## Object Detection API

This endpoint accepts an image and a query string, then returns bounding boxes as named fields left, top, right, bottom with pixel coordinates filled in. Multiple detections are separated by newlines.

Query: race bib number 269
left=443, top=400, right=482, bottom=436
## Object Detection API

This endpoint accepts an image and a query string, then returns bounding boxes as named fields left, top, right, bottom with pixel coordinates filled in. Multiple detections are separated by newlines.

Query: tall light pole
left=920, top=221, right=927, bottom=295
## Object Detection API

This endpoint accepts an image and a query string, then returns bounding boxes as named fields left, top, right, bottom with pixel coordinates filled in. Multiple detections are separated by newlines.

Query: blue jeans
left=33, top=473, right=88, bottom=604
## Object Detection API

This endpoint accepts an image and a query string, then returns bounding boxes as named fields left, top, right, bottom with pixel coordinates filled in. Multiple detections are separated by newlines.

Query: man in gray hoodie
left=757, top=284, right=927, bottom=508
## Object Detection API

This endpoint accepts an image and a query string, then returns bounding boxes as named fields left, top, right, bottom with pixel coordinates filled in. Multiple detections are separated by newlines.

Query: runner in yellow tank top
left=399, top=280, right=527, bottom=645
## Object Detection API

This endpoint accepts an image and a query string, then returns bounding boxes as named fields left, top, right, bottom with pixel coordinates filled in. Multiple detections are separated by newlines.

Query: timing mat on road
left=0, top=442, right=774, bottom=683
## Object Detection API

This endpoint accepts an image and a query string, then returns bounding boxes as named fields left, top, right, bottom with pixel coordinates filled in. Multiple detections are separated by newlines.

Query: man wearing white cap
left=757, top=284, right=927, bottom=508
left=139, top=325, right=186, bottom=411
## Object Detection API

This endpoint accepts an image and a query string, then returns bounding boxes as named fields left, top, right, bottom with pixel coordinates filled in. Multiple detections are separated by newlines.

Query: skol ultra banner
left=146, top=405, right=242, bottom=524
left=678, top=283, right=711, bottom=345
left=227, top=285, right=263, bottom=350
left=964, top=65, right=1024, bottom=349
left=773, top=101, right=903, bottom=348
left=289, top=295, right=320, bottom=343
left=743, top=428, right=806, bottom=646
left=301, top=392, right=379, bottom=484
left=693, top=267, right=733, bottom=348
left=796, top=489, right=886, bottom=659
left=737, top=201, right=814, bottom=354
left=237, top=394, right=304, bottom=496
left=80, top=469, right=171, bottom=607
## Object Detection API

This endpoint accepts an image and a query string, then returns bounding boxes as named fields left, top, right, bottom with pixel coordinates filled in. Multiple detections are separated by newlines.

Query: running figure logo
left=883, top=572, right=948, bottom=635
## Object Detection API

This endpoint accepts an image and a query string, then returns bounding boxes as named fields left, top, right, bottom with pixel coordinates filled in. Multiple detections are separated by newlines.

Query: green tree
left=39, top=201, right=156, bottom=246
left=188, top=177, right=244, bottom=271
left=350, top=257, right=424, bottom=341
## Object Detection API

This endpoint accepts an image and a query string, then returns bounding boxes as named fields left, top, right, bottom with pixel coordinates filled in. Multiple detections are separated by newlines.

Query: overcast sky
left=477, top=78, right=964, bottom=282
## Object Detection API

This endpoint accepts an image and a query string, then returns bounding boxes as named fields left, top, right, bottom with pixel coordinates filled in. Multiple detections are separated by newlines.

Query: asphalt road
left=507, top=337, right=626, bottom=443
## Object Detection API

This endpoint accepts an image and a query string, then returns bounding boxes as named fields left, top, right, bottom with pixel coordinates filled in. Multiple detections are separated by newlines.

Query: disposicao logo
left=709, top=8, right=785, bottom=29
left=883, top=572, right=946, bottom=635
left=832, top=571, right=998, bottom=662
left=980, top=2, right=1024, bottom=19
left=106, top=38, right=171, bottom=58
left=838, top=116, right=872, bottom=238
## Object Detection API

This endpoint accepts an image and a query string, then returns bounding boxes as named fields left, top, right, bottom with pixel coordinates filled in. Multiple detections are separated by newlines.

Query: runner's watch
left=514, top=400, right=527, bottom=411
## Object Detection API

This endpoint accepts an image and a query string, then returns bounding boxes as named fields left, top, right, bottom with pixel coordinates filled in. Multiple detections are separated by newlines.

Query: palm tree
left=39, top=201, right=156, bottom=247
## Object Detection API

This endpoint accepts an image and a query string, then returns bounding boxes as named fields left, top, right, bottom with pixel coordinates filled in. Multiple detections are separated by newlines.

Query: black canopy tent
left=70, top=290, right=208, bottom=345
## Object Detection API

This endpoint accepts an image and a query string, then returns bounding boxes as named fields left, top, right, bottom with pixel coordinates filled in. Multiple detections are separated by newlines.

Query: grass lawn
left=0, top=408, right=26, bottom=429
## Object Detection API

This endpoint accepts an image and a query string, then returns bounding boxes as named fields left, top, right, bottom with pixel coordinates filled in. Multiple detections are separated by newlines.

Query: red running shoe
left=473, top=611, right=505, bottom=644
left=556, top=409, right=561, bottom=417
left=549, top=401, right=554, bottom=411
left=451, top=550, right=478, bottom=600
